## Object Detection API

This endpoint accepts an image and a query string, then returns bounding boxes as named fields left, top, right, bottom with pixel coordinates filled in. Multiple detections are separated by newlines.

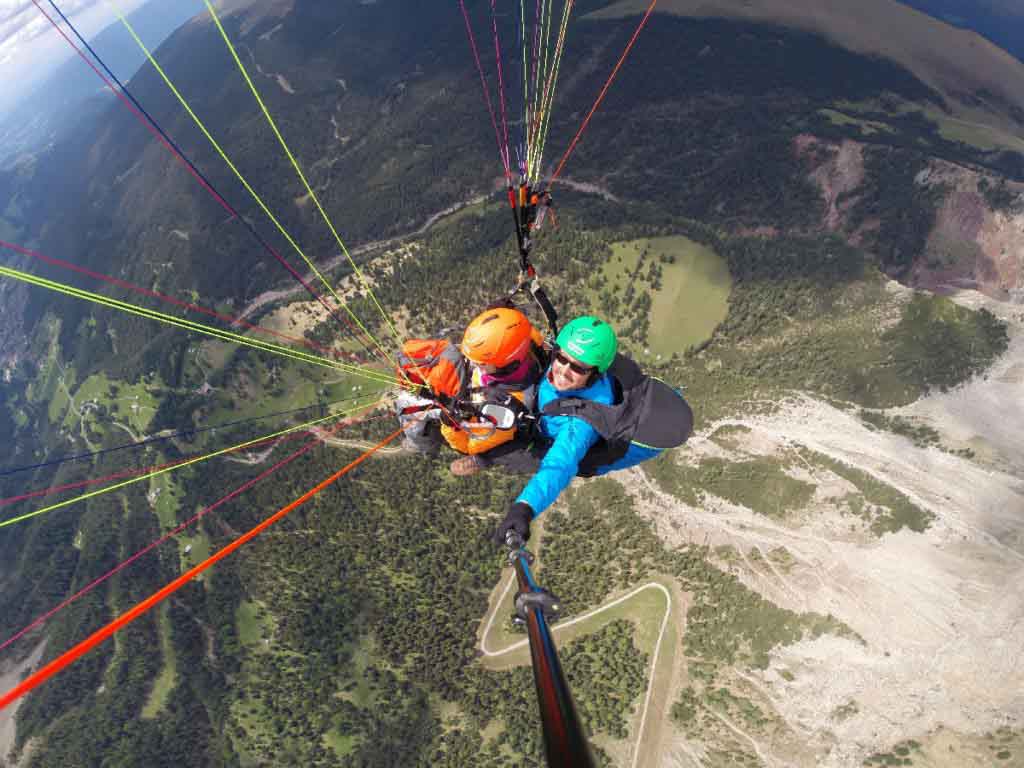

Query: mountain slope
left=0, top=0, right=205, bottom=165
left=0, top=2, right=1022, bottom=766
left=896, top=0, right=1024, bottom=63
left=597, top=0, right=1024, bottom=149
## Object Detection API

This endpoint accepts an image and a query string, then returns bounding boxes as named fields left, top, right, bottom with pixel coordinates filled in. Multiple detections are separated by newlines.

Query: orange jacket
left=398, top=337, right=542, bottom=455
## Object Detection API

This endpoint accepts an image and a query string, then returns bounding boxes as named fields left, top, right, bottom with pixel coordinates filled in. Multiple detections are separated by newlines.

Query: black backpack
left=542, top=354, right=693, bottom=476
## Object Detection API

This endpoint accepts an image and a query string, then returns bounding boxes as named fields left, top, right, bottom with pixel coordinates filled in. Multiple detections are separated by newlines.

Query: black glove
left=493, top=502, right=533, bottom=547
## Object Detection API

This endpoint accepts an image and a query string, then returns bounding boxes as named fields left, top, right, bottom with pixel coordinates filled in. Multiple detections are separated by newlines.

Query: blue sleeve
left=515, top=417, right=599, bottom=517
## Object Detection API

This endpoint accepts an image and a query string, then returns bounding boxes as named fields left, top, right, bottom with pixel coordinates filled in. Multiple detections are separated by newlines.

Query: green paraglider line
left=0, top=264, right=399, bottom=385
left=0, top=409, right=391, bottom=656
left=0, top=426, right=404, bottom=711
left=35, top=0, right=388, bottom=365
left=0, top=402, right=384, bottom=530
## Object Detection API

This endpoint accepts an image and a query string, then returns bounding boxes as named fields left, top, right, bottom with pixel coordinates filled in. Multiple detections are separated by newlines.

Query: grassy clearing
left=47, top=366, right=74, bottom=424
left=236, top=599, right=274, bottom=651
left=204, top=357, right=392, bottom=429
left=26, top=316, right=62, bottom=407
left=819, top=108, right=895, bottom=136
left=646, top=453, right=816, bottom=518
left=322, top=729, right=357, bottom=757
left=178, top=529, right=211, bottom=573
left=590, top=236, right=731, bottom=361
left=833, top=97, right=1024, bottom=154
left=928, top=109, right=1024, bottom=154
left=59, top=372, right=160, bottom=437
left=141, top=604, right=177, bottom=719
left=150, top=473, right=180, bottom=533
left=799, top=448, right=933, bottom=535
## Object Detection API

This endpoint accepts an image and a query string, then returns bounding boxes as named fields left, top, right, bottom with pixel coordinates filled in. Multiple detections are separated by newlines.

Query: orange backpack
left=397, top=339, right=469, bottom=400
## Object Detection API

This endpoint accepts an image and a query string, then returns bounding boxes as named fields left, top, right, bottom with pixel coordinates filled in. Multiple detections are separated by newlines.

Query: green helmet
left=556, top=316, right=618, bottom=373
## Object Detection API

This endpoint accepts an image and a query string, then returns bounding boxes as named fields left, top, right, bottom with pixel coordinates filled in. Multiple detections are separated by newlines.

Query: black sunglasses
left=553, top=351, right=595, bottom=376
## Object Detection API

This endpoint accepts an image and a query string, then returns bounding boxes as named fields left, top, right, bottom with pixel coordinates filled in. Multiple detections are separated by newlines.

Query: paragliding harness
left=542, top=354, right=694, bottom=477
left=508, top=181, right=559, bottom=339
left=397, top=337, right=540, bottom=441
left=396, top=176, right=559, bottom=441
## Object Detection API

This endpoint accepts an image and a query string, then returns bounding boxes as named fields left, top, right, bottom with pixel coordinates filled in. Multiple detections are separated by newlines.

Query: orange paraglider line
left=0, top=427, right=403, bottom=711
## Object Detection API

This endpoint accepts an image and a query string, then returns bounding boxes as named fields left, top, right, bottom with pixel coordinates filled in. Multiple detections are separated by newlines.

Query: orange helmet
left=461, top=308, right=534, bottom=367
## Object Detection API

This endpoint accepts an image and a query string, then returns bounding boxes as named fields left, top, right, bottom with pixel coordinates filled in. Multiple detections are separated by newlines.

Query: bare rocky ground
left=0, top=640, right=45, bottom=766
left=619, top=289, right=1024, bottom=767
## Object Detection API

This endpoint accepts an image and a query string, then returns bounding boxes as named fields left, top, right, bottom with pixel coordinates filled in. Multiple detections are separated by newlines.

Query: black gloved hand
left=493, top=501, right=533, bottom=547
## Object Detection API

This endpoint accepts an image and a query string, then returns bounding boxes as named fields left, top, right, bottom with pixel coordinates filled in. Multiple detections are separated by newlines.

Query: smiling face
left=548, top=350, right=596, bottom=391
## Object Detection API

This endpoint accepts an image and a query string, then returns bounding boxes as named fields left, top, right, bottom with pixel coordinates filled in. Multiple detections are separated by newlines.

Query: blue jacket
left=515, top=369, right=666, bottom=517
left=515, top=370, right=612, bottom=517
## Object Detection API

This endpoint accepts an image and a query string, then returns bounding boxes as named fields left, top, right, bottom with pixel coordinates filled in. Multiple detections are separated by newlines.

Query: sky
left=0, top=0, right=150, bottom=111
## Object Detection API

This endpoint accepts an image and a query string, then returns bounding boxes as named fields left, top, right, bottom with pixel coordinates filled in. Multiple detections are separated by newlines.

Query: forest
left=0, top=2, right=1018, bottom=765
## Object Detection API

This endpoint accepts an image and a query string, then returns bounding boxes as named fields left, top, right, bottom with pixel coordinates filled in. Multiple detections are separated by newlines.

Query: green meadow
left=590, top=236, right=731, bottom=360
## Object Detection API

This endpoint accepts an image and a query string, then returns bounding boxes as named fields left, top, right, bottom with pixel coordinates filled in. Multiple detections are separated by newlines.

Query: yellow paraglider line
left=103, top=0, right=400, bottom=373
left=201, top=0, right=411, bottom=380
left=0, top=264, right=401, bottom=387
left=0, top=398, right=385, bottom=530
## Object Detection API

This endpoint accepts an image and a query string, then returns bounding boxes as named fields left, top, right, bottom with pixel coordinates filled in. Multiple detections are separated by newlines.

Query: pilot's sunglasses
left=553, top=352, right=595, bottom=376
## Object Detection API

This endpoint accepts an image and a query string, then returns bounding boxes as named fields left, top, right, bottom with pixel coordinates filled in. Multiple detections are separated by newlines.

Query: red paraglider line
left=490, top=0, right=512, bottom=172
left=550, top=0, right=657, bottom=183
left=0, top=431, right=309, bottom=509
left=459, top=0, right=513, bottom=183
left=0, top=417, right=391, bottom=663
left=27, top=0, right=232, bottom=215
left=29, top=0, right=387, bottom=364
left=0, top=239, right=363, bottom=364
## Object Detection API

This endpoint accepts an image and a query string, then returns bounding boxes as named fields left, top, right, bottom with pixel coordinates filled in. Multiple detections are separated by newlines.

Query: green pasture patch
left=799, top=448, right=933, bottom=535
left=115, top=383, right=159, bottom=433
left=928, top=109, right=1024, bottom=153
left=47, top=370, right=73, bottom=424
left=178, top=529, right=211, bottom=572
left=236, top=600, right=274, bottom=651
left=590, top=236, right=731, bottom=359
left=832, top=96, right=1024, bottom=154
left=647, top=454, right=815, bottom=518
left=141, top=603, right=177, bottom=719
left=73, top=371, right=113, bottom=404
left=204, top=355, right=392, bottom=429
left=150, top=474, right=181, bottom=533
left=323, top=729, right=357, bottom=757
left=27, top=317, right=62, bottom=407
left=819, top=108, right=895, bottom=136
left=59, top=373, right=158, bottom=438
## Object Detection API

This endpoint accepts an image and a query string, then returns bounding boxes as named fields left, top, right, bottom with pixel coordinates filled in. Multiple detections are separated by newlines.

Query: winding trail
left=480, top=575, right=674, bottom=768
